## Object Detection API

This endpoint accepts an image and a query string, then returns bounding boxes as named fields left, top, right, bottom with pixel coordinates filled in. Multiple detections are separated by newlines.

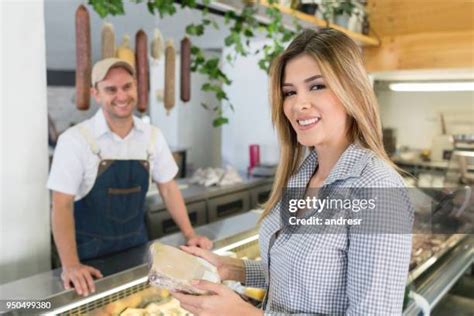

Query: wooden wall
left=363, top=0, right=474, bottom=72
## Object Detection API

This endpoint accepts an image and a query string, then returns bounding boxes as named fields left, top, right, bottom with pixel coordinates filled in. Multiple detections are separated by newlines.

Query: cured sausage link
left=75, top=4, right=91, bottom=111
left=180, top=37, right=191, bottom=103
left=164, top=40, right=176, bottom=114
left=136, top=29, right=149, bottom=113
left=101, top=22, right=115, bottom=59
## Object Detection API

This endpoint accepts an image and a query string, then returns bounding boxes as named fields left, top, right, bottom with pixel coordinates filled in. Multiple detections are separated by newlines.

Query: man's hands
left=185, top=233, right=213, bottom=250
left=61, top=263, right=103, bottom=296
left=52, top=191, right=103, bottom=296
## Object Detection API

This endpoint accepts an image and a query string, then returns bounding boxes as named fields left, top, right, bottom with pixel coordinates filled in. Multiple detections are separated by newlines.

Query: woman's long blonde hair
left=262, top=28, right=394, bottom=219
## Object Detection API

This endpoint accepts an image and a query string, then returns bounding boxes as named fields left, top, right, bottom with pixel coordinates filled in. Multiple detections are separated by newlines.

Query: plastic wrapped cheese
left=148, top=242, right=220, bottom=295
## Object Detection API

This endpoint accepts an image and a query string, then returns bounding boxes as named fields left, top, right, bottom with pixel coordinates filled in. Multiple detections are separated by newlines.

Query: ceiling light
left=389, top=82, right=474, bottom=92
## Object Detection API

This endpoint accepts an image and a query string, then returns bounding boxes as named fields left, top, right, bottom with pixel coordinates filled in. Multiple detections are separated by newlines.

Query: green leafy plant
left=89, top=0, right=125, bottom=17
left=335, top=1, right=356, bottom=16
left=320, top=0, right=356, bottom=22
left=88, top=0, right=300, bottom=127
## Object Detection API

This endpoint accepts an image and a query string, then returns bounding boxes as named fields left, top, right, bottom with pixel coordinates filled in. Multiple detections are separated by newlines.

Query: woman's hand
left=180, top=245, right=245, bottom=282
left=171, top=280, right=263, bottom=316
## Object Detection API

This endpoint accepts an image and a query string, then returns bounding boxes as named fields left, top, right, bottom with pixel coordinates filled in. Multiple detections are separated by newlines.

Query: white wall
left=376, top=89, right=474, bottom=150
left=221, top=40, right=279, bottom=172
left=149, top=58, right=180, bottom=147
left=176, top=56, right=223, bottom=170
left=1, top=0, right=51, bottom=284
left=149, top=52, right=222, bottom=170
left=48, top=87, right=100, bottom=132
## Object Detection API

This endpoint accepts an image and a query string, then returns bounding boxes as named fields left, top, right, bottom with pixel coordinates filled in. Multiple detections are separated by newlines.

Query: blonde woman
left=172, top=28, right=413, bottom=315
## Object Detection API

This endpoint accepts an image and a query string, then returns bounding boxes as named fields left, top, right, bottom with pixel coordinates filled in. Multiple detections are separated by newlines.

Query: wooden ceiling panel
left=364, top=30, right=474, bottom=71
left=367, top=0, right=474, bottom=36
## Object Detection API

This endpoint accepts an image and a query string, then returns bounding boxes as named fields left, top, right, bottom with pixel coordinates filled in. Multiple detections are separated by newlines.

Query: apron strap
left=146, top=127, right=158, bottom=186
left=147, top=127, right=158, bottom=160
left=78, top=125, right=102, bottom=160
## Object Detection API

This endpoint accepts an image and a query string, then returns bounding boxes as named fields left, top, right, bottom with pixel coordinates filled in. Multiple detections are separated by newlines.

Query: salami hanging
left=164, top=40, right=176, bottom=114
left=180, top=36, right=191, bottom=103
left=75, top=5, right=91, bottom=110
left=135, top=29, right=149, bottom=113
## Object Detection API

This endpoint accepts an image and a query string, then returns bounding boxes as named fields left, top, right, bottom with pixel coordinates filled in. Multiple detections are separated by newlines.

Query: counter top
left=0, top=211, right=261, bottom=303
left=392, top=157, right=450, bottom=170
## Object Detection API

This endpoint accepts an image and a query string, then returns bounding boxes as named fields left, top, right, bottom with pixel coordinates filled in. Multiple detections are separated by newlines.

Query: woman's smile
left=296, top=116, right=321, bottom=130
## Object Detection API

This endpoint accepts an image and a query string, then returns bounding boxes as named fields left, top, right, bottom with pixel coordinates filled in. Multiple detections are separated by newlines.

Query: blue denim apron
left=74, top=127, right=153, bottom=260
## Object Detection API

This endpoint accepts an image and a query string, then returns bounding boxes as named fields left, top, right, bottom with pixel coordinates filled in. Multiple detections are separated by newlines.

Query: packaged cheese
left=148, top=242, right=220, bottom=295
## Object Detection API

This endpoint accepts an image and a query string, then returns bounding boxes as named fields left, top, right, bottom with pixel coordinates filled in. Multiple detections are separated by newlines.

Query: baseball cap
left=91, top=58, right=135, bottom=86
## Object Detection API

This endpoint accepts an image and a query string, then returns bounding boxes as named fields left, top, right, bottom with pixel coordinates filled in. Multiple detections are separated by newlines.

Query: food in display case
left=410, top=234, right=450, bottom=270
left=244, top=287, right=266, bottom=301
left=120, top=307, right=148, bottom=316
left=145, top=299, right=184, bottom=315
left=408, top=185, right=471, bottom=273
left=91, top=287, right=190, bottom=316
left=409, top=233, right=467, bottom=281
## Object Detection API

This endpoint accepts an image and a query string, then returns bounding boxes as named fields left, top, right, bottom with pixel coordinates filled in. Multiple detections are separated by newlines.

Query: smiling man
left=47, top=58, right=212, bottom=297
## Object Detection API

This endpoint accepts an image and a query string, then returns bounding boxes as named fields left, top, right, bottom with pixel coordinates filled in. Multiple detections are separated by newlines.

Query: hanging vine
left=88, top=0, right=301, bottom=126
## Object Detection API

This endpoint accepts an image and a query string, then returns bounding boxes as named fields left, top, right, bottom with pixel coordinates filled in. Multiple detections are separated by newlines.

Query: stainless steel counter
left=393, top=157, right=450, bottom=170
left=404, top=235, right=474, bottom=315
left=145, top=175, right=273, bottom=211
left=0, top=211, right=261, bottom=315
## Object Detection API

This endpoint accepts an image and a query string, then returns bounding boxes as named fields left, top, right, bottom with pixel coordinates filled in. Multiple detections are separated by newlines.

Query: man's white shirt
left=47, top=109, right=178, bottom=200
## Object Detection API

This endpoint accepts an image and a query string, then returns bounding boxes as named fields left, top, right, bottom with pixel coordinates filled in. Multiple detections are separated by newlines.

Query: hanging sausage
left=150, top=28, right=164, bottom=104
left=180, top=36, right=191, bottom=103
left=101, top=22, right=115, bottom=59
left=164, top=40, right=176, bottom=115
left=135, top=29, right=149, bottom=113
left=150, top=28, right=164, bottom=62
left=75, top=4, right=91, bottom=110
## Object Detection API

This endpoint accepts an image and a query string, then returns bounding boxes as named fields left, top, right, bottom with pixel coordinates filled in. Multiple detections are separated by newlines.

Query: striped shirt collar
left=92, top=109, right=145, bottom=138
